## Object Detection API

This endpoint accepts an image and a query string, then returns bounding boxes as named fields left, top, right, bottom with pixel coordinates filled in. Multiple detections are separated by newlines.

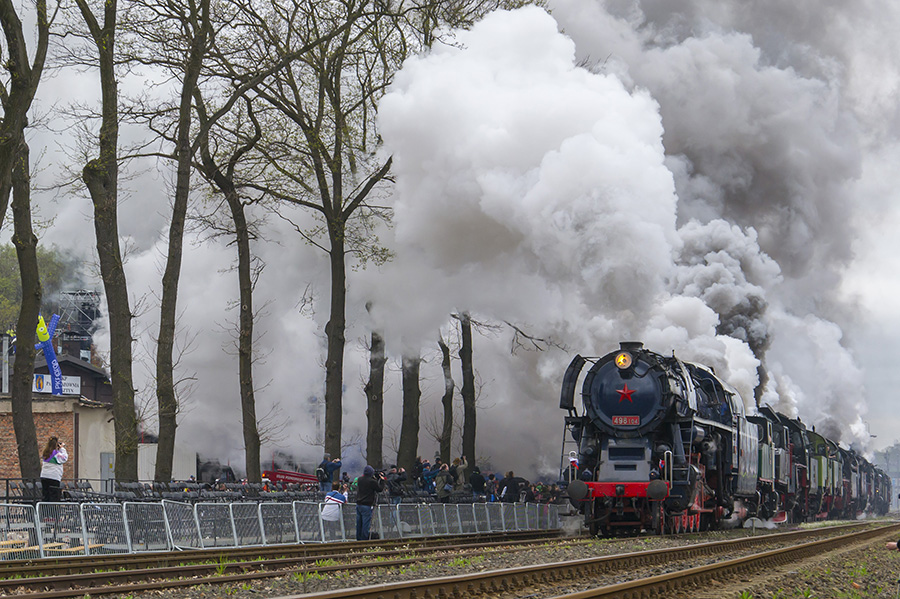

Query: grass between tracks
left=731, top=531, right=900, bottom=598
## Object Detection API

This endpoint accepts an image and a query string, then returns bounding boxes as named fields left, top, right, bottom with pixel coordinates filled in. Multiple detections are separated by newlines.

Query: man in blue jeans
left=356, top=465, right=385, bottom=540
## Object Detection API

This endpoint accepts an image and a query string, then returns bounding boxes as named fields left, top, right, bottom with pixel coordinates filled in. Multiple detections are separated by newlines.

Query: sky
left=9, top=0, right=900, bottom=479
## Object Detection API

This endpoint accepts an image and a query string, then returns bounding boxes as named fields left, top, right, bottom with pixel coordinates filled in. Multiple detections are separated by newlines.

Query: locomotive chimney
left=619, top=341, right=644, bottom=352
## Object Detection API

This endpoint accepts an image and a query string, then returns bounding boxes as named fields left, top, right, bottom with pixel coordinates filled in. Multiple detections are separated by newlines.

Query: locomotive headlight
left=614, top=352, right=633, bottom=369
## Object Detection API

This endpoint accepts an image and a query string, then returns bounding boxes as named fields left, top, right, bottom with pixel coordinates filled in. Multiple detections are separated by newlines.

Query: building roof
left=34, top=354, right=110, bottom=381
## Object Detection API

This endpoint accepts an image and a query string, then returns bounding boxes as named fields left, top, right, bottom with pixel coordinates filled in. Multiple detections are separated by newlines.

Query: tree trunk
left=226, top=189, right=261, bottom=482
left=396, top=353, right=420, bottom=472
left=1, top=0, right=49, bottom=480
left=459, top=313, right=476, bottom=469
left=77, top=0, right=139, bottom=482
left=10, top=139, right=40, bottom=480
left=154, top=0, right=210, bottom=483
left=195, top=99, right=262, bottom=483
left=364, top=305, right=385, bottom=468
left=438, top=336, right=454, bottom=464
left=323, top=232, right=346, bottom=459
left=0, top=0, right=49, bottom=232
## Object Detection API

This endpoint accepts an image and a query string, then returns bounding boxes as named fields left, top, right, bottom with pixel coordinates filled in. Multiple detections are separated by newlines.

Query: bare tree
left=71, top=0, right=140, bottom=481
left=504, top=320, right=566, bottom=354
left=457, top=313, right=476, bottom=469
left=396, top=353, right=421, bottom=472
left=116, top=0, right=214, bottom=482
left=9, top=141, right=42, bottom=480
left=194, top=97, right=264, bottom=481
left=123, top=0, right=349, bottom=480
left=1, top=0, right=53, bottom=481
left=364, top=303, right=386, bottom=468
left=152, top=0, right=209, bottom=483
left=208, top=0, right=530, bottom=462
left=437, top=334, right=454, bottom=463
left=240, top=0, right=405, bottom=460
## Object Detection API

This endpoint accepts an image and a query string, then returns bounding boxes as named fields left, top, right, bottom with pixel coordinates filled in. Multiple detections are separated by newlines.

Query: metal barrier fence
left=0, top=501, right=559, bottom=559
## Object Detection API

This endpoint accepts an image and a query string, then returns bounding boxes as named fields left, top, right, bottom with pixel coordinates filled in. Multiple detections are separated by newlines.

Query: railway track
left=0, top=529, right=570, bottom=597
left=0, top=528, right=561, bottom=577
left=3, top=522, right=893, bottom=599
left=542, top=522, right=900, bottom=599
left=262, top=521, right=898, bottom=599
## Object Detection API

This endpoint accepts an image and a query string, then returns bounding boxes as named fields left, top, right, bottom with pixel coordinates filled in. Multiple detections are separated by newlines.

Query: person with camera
left=434, top=464, right=453, bottom=504
left=355, top=465, right=385, bottom=540
left=385, top=466, right=407, bottom=506
left=316, top=454, right=342, bottom=493
left=40, top=436, right=68, bottom=502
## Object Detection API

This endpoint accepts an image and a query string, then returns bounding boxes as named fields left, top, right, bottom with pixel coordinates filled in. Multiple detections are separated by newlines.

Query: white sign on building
left=32, top=374, right=82, bottom=395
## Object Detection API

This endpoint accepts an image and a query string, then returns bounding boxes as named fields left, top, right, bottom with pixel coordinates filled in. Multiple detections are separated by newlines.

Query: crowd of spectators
left=401, top=456, right=563, bottom=505
left=6, top=455, right=566, bottom=507
left=312, top=455, right=564, bottom=506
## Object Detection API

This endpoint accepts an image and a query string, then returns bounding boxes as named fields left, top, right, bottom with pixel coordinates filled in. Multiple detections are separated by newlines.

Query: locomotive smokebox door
left=582, top=349, right=668, bottom=439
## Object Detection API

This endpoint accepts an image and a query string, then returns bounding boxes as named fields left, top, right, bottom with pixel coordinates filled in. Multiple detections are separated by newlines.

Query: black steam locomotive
left=559, top=342, right=892, bottom=535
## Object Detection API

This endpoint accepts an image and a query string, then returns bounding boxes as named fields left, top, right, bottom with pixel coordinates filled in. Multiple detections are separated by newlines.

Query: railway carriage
left=872, top=470, right=892, bottom=515
left=751, top=407, right=794, bottom=520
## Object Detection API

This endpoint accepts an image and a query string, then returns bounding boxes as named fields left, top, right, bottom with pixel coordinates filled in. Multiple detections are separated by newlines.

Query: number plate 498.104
left=612, top=416, right=640, bottom=426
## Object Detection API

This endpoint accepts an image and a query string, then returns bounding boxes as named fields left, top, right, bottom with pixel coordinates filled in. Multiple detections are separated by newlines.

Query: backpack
left=316, top=466, right=328, bottom=482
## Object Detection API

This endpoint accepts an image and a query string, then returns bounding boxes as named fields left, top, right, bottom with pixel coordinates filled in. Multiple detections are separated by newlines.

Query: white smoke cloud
left=760, top=311, right=868, bottom=446
left=547, top=0, right=875, bottom=450
left=373, top=6, right=769, bottom=471
left=374, top=6, right=678, bottom=344
left=23, top=0, right=898, bottom=479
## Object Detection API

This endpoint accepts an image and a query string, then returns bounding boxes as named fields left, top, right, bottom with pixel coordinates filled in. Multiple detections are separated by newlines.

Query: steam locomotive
left=559, top=342, right=892, bottom=535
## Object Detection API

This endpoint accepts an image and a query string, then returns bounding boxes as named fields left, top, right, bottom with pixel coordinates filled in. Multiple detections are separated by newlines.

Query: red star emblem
left=617, top=384, right=635, bottom=403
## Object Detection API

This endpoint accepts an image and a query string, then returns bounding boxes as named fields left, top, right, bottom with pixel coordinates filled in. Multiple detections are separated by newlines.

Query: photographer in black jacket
left=386, top=466, right=407, bottom=506
left=356, top=465, right=386, bottom=540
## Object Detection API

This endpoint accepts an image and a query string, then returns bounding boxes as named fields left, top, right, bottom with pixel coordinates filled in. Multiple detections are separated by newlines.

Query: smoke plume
left=33, top=0, right=899, bottom=478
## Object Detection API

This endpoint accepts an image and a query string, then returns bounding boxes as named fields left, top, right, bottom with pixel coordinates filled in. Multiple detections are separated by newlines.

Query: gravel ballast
left=49, top=519, right=900, bottom=599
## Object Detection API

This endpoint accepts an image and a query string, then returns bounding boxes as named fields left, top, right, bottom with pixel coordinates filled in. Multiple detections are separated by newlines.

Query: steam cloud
left=35, top=0, right=896, bottom=477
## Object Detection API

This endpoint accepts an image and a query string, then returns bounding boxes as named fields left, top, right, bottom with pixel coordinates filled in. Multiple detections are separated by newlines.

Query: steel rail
left=0, top=528, right=562, bottom=576
left=254, top=523, right=899, bottom=599
left=544, top=522, right=900, bottom=598
left=4, top=522, right=891, bottom=599
left=0, top=531, right=573, bottom=597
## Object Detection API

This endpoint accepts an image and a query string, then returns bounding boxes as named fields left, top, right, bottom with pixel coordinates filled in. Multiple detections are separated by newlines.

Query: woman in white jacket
left=40, top=437, right=68, bottom=502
